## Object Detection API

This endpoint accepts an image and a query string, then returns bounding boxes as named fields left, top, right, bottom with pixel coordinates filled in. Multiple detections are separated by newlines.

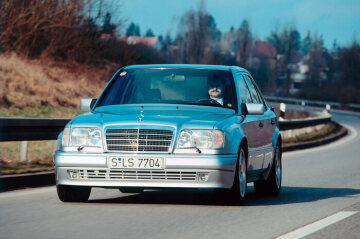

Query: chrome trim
left=78, top=169, right=198, bottom=181
left=56, top=167, right=235, bottom=188
left=104, top=125, right=175, bottom=153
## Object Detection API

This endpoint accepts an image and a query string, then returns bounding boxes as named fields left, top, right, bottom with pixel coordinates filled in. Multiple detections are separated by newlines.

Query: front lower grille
left=79, top=169, right=197, bottom=181
left=106, top=128, right=173, bottom=152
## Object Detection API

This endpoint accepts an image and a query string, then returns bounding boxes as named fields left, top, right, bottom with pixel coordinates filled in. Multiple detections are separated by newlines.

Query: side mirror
left=80, top=98, right=97, bottom=112
left=241, top=103, right=265, bottom=116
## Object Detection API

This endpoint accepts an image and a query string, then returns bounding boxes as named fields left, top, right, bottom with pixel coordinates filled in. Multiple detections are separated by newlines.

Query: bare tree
left=273, top=24, right=300, bottom=96
left=307, top=33, right=323, bottom=87
left=177, top=1, right=211, bottom=63
left=236, top=19, right=252, bottom=68
left=337, top=40, right=360, bottom=104
left=0, top=0, right=122, bottom=63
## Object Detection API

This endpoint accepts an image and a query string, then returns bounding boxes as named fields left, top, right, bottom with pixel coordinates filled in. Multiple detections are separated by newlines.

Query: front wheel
left=56, top=185, right=91, bottom=202
left=254, top=144, right=282, bottom=196
left=228, top=146, right=247, bottom=203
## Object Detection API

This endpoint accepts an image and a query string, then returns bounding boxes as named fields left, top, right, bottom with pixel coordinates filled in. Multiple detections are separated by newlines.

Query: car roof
left=122, top=64, right=249, bottom=73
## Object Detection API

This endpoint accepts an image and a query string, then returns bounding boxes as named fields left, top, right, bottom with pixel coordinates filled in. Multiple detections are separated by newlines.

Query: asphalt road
left=1, top=108, right=360, bottom=239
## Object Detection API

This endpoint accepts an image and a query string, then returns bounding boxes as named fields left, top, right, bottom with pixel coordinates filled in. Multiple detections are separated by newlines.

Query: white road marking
left=284, top=123, right=358, bottom=157
left=0, top=186, right=55, bottom=200
left=276, top=211, right=358, bottom=239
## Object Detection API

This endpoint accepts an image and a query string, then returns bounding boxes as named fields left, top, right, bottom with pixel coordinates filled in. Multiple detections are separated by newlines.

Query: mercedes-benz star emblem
left=138, top=110, right=144, bottom=122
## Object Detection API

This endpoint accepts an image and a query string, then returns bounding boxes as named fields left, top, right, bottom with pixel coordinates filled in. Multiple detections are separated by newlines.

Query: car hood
left=69, top=104, right=235, bottom=130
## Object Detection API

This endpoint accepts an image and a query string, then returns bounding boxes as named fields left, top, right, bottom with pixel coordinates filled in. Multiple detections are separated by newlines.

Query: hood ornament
left=138, top=110, right=145, bottom=122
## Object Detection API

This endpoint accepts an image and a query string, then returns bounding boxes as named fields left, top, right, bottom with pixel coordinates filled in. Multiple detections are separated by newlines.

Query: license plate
left=107, top=156, right=164, bottom=169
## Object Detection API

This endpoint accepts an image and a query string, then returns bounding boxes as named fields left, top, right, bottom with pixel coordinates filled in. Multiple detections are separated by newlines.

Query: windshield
left=97, top=69, right=237, bottom=110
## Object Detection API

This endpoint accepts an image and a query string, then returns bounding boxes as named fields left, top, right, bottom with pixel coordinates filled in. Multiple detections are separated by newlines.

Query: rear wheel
left=119, top=188, right=144, bottom=193
left=254, top=143, right=282, bottom=196
left=56, top=185, right=91, bottom=202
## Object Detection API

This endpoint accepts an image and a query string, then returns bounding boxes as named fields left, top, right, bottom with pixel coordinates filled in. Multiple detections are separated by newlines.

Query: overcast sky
left=117, top=0, right=360, bottom=48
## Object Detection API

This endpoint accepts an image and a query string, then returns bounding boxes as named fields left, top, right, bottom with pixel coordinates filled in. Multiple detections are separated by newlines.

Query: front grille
left=79, top=169, right=197, bottom=181
left=106, top=128, right=173, bottom=152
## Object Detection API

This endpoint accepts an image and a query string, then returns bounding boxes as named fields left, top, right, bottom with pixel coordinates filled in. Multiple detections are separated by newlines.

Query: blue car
left=54, top=64, right=282, bottom=203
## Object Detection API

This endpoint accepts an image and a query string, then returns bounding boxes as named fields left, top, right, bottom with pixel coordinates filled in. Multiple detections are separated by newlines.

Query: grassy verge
left=274, top=108, right=311, bottom=119
left=0, top=141, right=54, bottom=175
left=283, top=121, right=343, bottom=145
left=0, top=105, right=82, bottom=118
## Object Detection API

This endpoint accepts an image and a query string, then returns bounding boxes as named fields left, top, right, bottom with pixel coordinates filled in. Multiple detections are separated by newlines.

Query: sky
left=114, top=0, right=360, bottom=48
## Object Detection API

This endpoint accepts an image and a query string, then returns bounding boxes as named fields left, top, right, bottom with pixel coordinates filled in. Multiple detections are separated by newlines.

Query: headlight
left=61, top=127, right=102, bottom=148
left=176, top=129, right=224, bottom=149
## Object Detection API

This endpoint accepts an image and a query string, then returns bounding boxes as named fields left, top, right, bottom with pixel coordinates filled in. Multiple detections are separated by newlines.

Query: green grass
left=0, top=141, right=54, bottom=175
left=0, top=105, right=82, bottom=118
left=0, top=160, right=54, bottom=175
left=0, top=104, right=82, bottom=175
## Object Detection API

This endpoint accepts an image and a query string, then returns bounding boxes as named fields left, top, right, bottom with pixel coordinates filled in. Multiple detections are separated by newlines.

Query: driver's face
left=208, top=84, right=223, bottom=98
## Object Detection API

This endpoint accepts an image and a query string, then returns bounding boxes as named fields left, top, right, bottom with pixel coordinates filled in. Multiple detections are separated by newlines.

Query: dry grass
left=283, top=122, right=342, bottom=145
left=274, top=108, right=311, bottom=119
left=0, top=53, right=116, bottom=174
left=0, top=53, right=111, bottom=117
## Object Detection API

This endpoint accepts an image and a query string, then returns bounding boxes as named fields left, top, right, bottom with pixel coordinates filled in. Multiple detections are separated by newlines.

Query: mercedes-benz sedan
left=54, top=64, right=282, bottom=204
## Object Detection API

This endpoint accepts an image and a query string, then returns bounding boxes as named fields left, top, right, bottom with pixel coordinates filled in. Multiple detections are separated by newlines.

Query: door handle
left=259, top=122, right=264, bottom=128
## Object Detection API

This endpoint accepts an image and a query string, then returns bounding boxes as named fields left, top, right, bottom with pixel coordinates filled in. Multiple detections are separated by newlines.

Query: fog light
left=68, top=170, right=79, bottom=179
left=198, top=173, right=209, bottom=181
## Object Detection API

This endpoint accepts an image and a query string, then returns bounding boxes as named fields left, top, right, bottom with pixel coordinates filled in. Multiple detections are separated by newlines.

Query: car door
left=242, top=74, right=266, bottom=173
left=235, top=73, right=264, bottom=172
left=248, top=75, right=277, bottom=169
left=245, top=75, right=276, bottom=170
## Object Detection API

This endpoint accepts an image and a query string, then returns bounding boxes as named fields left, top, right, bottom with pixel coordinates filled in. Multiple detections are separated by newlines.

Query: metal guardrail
left=266, top=96, right=341, bottom=108
left=0, top=118, right=70, bottom=141
left=265, top=96, right=360, bottom=111
left=278, top=114, right=331, bottom=130
left=0, top=113, right=331, bottom=142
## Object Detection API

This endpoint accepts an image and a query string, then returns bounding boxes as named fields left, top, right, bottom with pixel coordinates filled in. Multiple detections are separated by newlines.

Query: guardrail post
left=280, top=103, right=286, bottom=119
left=19, top=141, right=28, bottom=162
left=326, top=104, right=331, bottom=113
left=52, top=140, right=57, bottom=154
left=301, top=101, right=306, bottom=110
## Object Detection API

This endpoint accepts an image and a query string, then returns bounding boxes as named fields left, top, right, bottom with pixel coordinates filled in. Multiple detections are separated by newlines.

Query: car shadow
left=87, top=186, right=360, bottom=207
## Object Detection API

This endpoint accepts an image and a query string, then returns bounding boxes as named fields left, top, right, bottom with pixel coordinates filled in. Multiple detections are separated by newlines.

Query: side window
left=243, top=75, right=261, bottom=104
left=236, top=74, right=252, bottom=103
left=247, top=75, right=268, bottom=110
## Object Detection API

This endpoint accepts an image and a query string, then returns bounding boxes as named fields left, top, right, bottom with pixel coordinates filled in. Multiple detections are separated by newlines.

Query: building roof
left=117, top=36, right=159, bottom=47
left=253, top=41, right=277, bottom=59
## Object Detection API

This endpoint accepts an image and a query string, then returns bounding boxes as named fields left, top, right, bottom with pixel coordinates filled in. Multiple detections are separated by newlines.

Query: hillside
left=0, top=53, right=112, bottom=118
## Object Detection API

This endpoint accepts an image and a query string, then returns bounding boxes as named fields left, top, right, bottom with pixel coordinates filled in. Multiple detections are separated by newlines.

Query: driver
left=207, top=78, right=233, bottom=108
left=207, top=78, right=225, bottom=105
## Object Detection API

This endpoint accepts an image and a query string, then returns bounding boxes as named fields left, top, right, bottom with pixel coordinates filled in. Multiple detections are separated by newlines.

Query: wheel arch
left=272, top=128, right=282, bottom=148
left=238, top=137, right=249, bottom=167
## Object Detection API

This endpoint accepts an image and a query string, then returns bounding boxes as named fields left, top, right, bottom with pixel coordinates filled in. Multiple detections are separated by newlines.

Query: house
left=251, top=41, right=277, bottom=69
left=100, top=33, right=161, bottom=50
left=118, top=36, right=161, bottom=50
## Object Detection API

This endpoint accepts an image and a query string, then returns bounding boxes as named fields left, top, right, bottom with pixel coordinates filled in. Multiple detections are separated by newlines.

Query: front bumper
left=54, top=152, right=237, bottom=189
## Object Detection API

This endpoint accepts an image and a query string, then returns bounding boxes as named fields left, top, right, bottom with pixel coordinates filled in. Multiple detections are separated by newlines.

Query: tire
left=228, top=146, right=247, bottom=204
left=254, top=143, right=282, bottom=196
left=119, top=188, right=144, bottom=193
left=56, top=185, right=91, bottom=202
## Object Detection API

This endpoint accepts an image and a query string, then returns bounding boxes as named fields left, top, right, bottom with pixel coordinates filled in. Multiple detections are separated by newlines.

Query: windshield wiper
left=173, top=102, right=227, bottom=108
